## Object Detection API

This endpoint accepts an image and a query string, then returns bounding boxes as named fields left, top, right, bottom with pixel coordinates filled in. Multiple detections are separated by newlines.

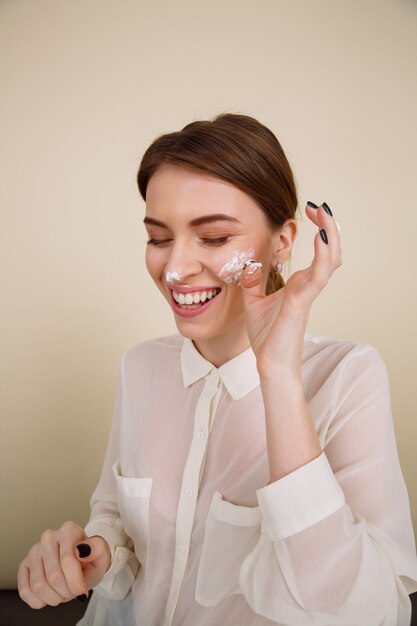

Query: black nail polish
left=76, top=594, right=88, bottom=603
left=307, top=201, right=318, bottom=209
left=322, top=202, right=333, bottom=217
left=76, top=543, right=91, bottom=558
left=320, top=229, right=328, bottom=244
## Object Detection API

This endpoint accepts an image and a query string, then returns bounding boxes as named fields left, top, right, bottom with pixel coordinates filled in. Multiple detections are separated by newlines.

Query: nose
left=164, top=241, right=204, bottom=284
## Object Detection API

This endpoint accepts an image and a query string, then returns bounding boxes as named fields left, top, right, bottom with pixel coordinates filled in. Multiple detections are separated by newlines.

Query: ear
left=270, top=219, right=298, bottom=267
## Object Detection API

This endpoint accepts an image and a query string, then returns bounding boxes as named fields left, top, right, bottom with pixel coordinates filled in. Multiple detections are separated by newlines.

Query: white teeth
left=173, top=288, right=220, bottom=305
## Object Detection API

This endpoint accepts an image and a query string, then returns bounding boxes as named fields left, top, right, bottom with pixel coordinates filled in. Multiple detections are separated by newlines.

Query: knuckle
left=46, top=569, right=63, bottom=587
left=61, top=520, right=79, bottom=534
left=28, top=544, right=40, bottom=560
left=60, top=553, right=75, bottom=569
left=41, top=529, right=54, bottom=543
left=32, top=580, right=45, bottom=595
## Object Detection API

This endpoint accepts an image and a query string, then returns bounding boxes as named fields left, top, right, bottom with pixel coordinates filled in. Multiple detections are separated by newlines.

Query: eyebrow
left=143, top=213, right=241, bottom=228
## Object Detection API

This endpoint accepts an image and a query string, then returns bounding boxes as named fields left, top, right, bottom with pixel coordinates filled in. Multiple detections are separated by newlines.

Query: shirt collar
left=180, top=336, right=260, bottom=400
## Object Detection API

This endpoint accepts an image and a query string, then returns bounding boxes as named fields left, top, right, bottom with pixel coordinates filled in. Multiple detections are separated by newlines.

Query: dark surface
left=0, top=590, right=90, bottom=626
left=412, top=592, right=417, bottom=626
left=0, top=590, right=416, bottom=625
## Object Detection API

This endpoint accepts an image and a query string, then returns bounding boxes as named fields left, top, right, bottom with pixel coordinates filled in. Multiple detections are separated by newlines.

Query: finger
left=309, top=224, right=342, bottom=291
left=308, top=229, right=332, bottom=290
left=305, top=201, right=321, bottom=227
left=240, top=260, right=264, bottom=297
left=305, top=202, right=341, bottom=246
left=18, top=562, right=47, bottom=609
left=76, top=536, right=112, bottom=589
left=308, top=203, right=342, bottom=264
left=27, top=546, right=64, bottom=606
left=75, top=536, right=110, bottom=567
left=59, top=525, right=89, bottom=597
left=40, top=529, right=73, bottom=600
left=316, top=204, right=342, bottom=266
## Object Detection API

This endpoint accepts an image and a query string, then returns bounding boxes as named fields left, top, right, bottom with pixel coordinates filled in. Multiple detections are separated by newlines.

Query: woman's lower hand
left=17, top=521, right=111, bottom=609
left=240, top=202, right=342, bottom=380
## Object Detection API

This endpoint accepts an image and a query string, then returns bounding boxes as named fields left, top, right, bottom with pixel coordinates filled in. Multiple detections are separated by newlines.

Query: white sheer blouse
left=77, top=332, right=417, bottom=626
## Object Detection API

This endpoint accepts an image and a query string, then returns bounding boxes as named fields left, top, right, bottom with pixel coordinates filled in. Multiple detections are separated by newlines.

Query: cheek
left=145, top=248, right=161, bottom=280
left=216, top=247, right=256, bottom=285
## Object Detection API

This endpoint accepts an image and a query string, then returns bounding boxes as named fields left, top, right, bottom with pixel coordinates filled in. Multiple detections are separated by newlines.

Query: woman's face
left=144, top=164, right=283, bottom=344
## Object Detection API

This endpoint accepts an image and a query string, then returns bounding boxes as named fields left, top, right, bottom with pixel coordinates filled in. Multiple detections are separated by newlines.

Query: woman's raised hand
left=17, top=521, right=111, bottom=608
left=240, top=202, right=342, bottom=380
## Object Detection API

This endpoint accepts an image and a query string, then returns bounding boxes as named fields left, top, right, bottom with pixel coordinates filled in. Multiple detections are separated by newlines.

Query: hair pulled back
left=137, top=113, right=298, bottom=295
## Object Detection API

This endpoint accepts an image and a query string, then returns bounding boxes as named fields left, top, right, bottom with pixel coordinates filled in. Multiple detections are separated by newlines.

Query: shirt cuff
left=256, top=451, right=345, bottom=540
left=85, top=514, right=129, bottom=562
left=84, top=515, right=139, bottom=600
left=91, top=545, right=139, bottom=599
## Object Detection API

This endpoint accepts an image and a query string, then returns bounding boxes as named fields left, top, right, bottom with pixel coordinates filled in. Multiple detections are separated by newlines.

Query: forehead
left=145, top=165, right=262, bottom=222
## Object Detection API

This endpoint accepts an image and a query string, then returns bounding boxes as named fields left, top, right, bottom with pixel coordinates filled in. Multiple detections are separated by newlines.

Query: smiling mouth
left=170, top=287, right=222, bottom=308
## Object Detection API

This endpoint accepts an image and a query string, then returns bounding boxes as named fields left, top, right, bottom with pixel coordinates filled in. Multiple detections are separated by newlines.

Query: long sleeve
left=195, top=345, right=417, bottom=625
left=83, top=351, right=139, bottom=600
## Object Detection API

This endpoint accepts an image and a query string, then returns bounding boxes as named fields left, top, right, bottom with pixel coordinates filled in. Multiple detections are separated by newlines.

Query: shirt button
left=208, top=368, right=218, bottom=379
left=197, top=430, right=205, bottom=440
left=185, top=488, right=193, bottom=497
left=178, top=544, right=185, bottom=553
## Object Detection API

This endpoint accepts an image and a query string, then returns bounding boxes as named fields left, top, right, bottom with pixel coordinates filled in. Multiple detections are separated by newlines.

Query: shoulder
left=304, top=331, right=385, bottom=364
left=303, top=332, right=389, bottom=387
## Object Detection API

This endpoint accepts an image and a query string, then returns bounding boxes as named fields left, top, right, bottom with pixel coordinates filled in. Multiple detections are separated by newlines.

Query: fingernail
left=76, top=594, right=88, bottom=603
left=322, top=202, right=333, bottom=216
left=307, top=201, right=318, bottom=209
left=320, top=229, right=328, bottom=244
left=76, top=543, right=91, bottom=558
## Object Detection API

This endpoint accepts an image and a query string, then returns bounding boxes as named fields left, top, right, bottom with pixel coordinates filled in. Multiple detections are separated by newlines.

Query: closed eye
left=146, top=237, right=231, bottom=247
left=202, top=237, right=230, bottom=246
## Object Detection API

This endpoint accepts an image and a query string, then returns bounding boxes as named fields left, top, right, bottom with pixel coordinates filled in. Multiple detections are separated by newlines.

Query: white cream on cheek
left=216, top=247, right=263, bottom=285
left=164, top=247, right=263, bottom=287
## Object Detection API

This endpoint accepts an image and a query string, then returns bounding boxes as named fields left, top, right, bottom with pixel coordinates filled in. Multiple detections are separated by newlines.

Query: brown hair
left=137, top=113, right=298, bottom=295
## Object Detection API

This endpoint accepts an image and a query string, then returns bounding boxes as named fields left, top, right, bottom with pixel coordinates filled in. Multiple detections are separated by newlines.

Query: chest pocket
left=195, top=490, right=262, bottom=607
left=112, top=460, right=153, bottom=578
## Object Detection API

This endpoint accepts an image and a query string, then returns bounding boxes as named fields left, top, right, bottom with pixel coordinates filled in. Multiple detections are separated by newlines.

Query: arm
left=244, top=345, right=417, bottom=623
left=195, top=346, right=417, bottom=625
left=83, top=351, right=139, bottom=600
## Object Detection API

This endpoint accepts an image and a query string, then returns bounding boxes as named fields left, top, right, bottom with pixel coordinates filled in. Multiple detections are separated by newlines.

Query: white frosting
left=165, top=270, right=182, bottom=283
left=165, top=247, right=264, bottom=287
left=216, top=247, right=262, bottom=285
left=244, top=260, right=263, bottom=275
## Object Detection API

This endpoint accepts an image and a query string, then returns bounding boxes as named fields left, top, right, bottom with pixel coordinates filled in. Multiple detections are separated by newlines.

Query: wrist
left=259, top=370, right=303, bottom=388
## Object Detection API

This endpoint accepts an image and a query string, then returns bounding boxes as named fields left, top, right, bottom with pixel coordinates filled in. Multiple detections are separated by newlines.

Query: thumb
left=75, top=536, right=110, bottom=565
left=240, top=261, right=264, bottom=300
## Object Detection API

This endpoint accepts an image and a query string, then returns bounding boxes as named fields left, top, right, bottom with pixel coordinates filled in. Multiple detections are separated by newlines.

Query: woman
left=18, top=113, right=417, bottom=625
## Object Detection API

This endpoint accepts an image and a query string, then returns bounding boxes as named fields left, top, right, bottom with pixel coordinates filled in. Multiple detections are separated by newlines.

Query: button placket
left=163, top=369, right=221, bottom=626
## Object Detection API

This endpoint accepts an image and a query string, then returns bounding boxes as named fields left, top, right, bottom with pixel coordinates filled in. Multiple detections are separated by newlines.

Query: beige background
left=1, top=0, right=416, bottom=588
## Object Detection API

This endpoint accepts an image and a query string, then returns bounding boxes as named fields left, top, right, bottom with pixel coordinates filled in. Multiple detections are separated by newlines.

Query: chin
left=174, top=323, right=220, bottom=342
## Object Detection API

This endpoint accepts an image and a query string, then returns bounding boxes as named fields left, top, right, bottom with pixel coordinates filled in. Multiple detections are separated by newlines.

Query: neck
left=191, top=320, right=251, bottom=368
